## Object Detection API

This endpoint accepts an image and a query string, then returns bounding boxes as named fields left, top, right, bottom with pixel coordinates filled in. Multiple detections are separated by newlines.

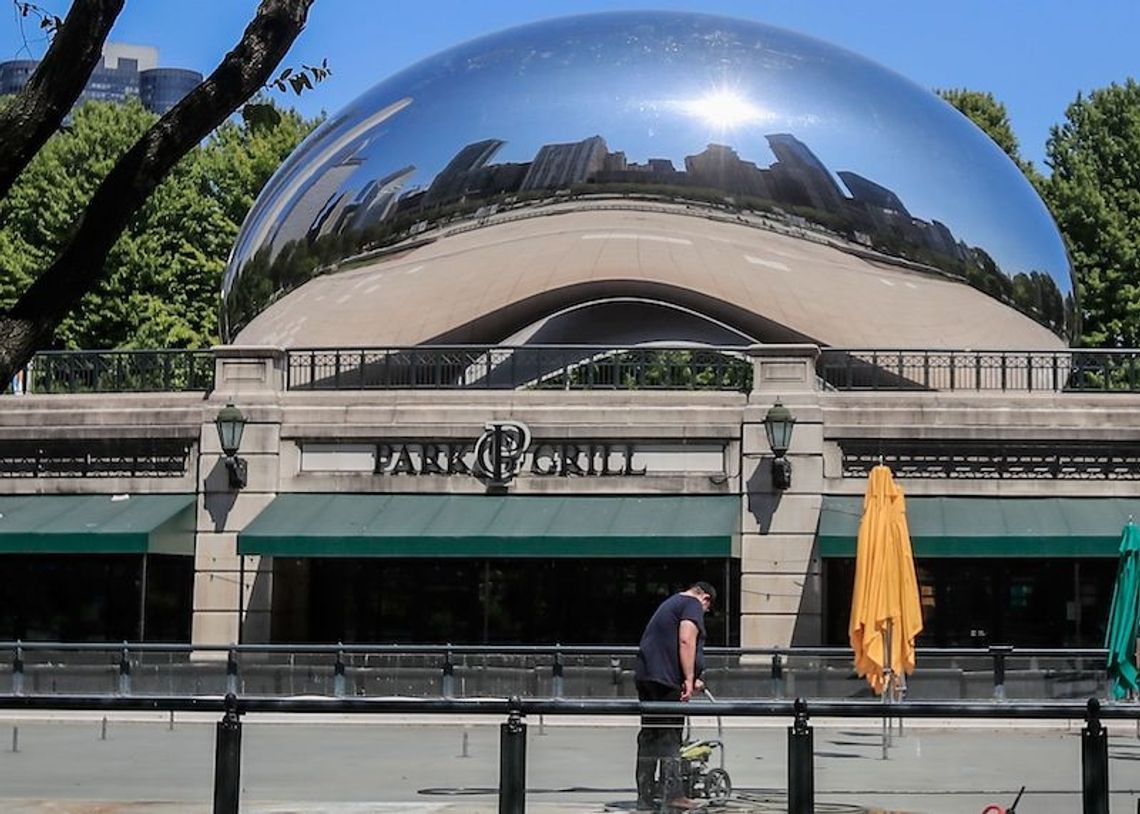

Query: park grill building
left=2, top=12, right=1136, bottom=651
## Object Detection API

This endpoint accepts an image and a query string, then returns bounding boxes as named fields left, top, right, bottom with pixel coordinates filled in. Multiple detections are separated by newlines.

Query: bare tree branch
left=0, top=0, right=124, bottom=199
left=0, top=0, right=316, bottom=382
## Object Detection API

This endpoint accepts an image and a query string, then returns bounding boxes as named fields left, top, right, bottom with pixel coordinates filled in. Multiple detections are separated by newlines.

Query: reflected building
left=425, top=139, right=506, bottom=206
left=765, top=133, right=846, bottom=213
left=520, top=135, right=608, bottom=191
left=837, top=171, right=910, bottom=216
left=268, top=152, right=365, bottom=259
left=348, top=165, right=417, bottom=231
left=684, top=144, right=770, bottom=198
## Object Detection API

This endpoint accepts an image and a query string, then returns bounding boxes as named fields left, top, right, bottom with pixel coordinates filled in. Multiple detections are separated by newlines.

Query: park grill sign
left=381, top=421, right=645, bottom=486
left=301, top=423, right=726, bottom=486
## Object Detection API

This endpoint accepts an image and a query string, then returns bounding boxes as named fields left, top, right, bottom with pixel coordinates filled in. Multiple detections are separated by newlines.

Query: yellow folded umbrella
left=849, top=464, right=923, bottom=695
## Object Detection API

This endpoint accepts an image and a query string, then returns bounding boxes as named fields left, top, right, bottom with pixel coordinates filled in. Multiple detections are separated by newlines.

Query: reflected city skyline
left=222, top=12, right=1075, bottom=343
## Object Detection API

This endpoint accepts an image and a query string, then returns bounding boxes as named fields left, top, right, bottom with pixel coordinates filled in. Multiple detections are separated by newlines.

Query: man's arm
left=678, top=619, right=699, bottom=701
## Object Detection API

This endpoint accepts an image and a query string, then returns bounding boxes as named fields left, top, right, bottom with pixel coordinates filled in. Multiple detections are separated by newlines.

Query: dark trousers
left=635, top=680, right=684, bottom=803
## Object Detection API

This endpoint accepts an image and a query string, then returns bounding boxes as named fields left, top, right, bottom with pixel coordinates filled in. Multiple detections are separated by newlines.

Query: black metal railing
left=818, top=348, right=1140, bottom=393
left=7, top=345, right=1140, bottom=395
left=10, top=349, right=215, bottom=394
left=2, top=641, right=1115, bottom=702
left=0, top=691, right=1130, bottom=814
left=285, top=345, right=753, bottom=391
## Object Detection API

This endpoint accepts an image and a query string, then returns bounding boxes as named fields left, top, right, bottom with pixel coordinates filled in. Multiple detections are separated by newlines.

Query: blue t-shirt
left=634, top=593, right=706, bottom=688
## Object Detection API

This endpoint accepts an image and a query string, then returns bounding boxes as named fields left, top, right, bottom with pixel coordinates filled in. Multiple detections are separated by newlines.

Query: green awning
left=819, top=496, right=1140, bottom=558
left=0, top=494, right=196, bottom=555
left=239, top=494, right=739, bottom=557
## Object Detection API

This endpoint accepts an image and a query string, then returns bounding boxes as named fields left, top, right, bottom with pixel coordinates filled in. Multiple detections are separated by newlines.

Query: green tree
left=938, top=88, right=1045, bottom=190
left=0, top=0, right=315, bottom=383
left=1045, top=79, right=1140, bottom=347
left=0, top=98, right=316, bottom=349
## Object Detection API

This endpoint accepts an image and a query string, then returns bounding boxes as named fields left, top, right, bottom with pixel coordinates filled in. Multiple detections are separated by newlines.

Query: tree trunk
left=0, top=0, right=316, bottom=386
left=0, top=0, right=124, bottom=200
left=0, top=313, right=48, bottom=390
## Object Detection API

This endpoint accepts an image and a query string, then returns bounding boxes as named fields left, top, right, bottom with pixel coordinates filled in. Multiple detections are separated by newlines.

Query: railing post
left=609, top=657, right=623, bottom=695
left=226, top=648, right=239, bottom=696
left=442, top=647, right=455, bottom=698
left=787, top=697, right=814, bottom=814
left=213, top=692, right=242, bottom=814
left=1081, top=698, right=1109, bottom=814
left=11, top=642, right=23, bottom=695
left=499, top=696, right=527, bottom=814
left=334, top=645, right=346, bottom=697
left=552, top=649, right=564, bottom=699
left=991, top=645, right=1011, bottom=701
left=118, top=644, right=131, bottom=696
left=771, top=651, right=784, bottom=699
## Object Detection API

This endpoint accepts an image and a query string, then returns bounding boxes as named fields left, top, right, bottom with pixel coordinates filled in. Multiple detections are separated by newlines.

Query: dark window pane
left=272, top=557, right=739, bottom=645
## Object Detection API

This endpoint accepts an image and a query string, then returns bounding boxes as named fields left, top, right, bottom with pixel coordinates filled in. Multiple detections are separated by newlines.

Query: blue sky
left=3, top=0, right=1138, bottom=170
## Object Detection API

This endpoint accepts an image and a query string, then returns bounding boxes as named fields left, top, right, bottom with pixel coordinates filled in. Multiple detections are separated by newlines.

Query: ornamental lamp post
left=215, top=403, right=248, bottom=489
left=763, top=400, right=796, bottom=490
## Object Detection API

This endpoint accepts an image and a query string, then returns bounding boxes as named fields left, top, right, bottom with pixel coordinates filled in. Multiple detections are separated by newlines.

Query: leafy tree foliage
left=0, top=98, right=317, bottom=348
left=0, top=0, right=315, bottom=383
left=1045, top=79, right=1140, bottom=347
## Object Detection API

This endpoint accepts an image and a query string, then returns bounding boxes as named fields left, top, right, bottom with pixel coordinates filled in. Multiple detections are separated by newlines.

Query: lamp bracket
left=224, top=456, right=248, bottom=489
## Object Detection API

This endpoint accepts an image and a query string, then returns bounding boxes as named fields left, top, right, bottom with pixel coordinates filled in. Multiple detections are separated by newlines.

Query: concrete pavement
left=0, top=715, right=1136, bottom=813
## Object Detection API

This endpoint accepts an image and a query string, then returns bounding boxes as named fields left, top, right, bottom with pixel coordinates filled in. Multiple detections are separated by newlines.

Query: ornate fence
left=817, top=348, right=1140, bottom=392
left=12, top=349, right=214, bottom=394
left=7, top=346, right=1140, bottom=394
left=286, top=345, right=754, bottom=391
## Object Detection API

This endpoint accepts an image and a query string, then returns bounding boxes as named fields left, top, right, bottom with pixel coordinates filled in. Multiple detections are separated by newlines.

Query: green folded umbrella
left=1105, top=523, right=1140, bottom=699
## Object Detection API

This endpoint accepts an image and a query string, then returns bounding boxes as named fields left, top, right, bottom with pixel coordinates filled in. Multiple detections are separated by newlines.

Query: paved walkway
left=0, top=715, right=1136, bottom=813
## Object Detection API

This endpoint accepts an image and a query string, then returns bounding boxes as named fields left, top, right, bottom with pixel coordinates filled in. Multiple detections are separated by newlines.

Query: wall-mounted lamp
left=763, top=400, right=796, bottom=490
left=215, top=403, right=248, bottom=489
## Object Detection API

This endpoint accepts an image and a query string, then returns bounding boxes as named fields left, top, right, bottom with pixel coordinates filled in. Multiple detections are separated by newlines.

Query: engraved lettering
left=421, top=443, right=445, bottom=475
left=532, top=443, right=558, bottom=475
left=391, top=444, right=417, bottom=475
left=561, top=443, right=585, bottom=476
left=447, top=443, right=471, bottom=475
left=624, top=444, right=647, bottom=476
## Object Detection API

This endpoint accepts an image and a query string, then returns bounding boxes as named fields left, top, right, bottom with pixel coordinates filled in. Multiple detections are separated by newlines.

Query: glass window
left=824, top=557, right=1117, bottom=646
left=272, top=557, right=740, bottom=645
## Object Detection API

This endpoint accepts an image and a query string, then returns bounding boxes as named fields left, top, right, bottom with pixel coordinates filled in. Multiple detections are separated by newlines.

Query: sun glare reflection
left=679, top=90, right=769, bottom=130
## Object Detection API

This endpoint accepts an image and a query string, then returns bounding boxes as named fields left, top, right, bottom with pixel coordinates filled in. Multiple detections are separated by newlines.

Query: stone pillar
left=740, top=345, right=824, bottom=647
left=192, top=346, right=285, bottom=651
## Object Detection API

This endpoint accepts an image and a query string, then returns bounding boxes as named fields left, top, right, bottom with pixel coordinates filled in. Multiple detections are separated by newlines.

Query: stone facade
left=2, top=344, right=1138, bottom=648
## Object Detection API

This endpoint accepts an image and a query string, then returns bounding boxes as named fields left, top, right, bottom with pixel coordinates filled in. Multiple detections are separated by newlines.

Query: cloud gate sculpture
left=222, top=11, right=1075, bottom=351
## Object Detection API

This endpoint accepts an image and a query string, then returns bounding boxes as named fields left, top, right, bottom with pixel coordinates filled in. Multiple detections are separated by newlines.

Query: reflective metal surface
left=222, top=12, right=1075, bottom=344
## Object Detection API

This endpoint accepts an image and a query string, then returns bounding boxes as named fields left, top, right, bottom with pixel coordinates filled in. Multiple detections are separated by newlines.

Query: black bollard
left=552, top=650, right=565, bottom=699
left=118, top=645, right=131, bottom=696
left=213, top=693, right=242, bottom=814
left=1081, top=698, right=1109, bottom=814
left=991, top=645, right=1012, bottom=701
left=499, top=697, right=527, bottom=814
left=787, top=697, right=814, bottom=814
left=225, top=649, right=239, bottom=696
left=442, top=647, right=455, bottom=698
left=334, top=647, right=346, bottom=697
left=12, top=643, right=23, bottom=695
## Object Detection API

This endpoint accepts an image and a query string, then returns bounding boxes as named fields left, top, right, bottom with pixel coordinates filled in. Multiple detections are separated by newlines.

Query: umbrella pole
left=881, top=620, right=893, bottom=760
